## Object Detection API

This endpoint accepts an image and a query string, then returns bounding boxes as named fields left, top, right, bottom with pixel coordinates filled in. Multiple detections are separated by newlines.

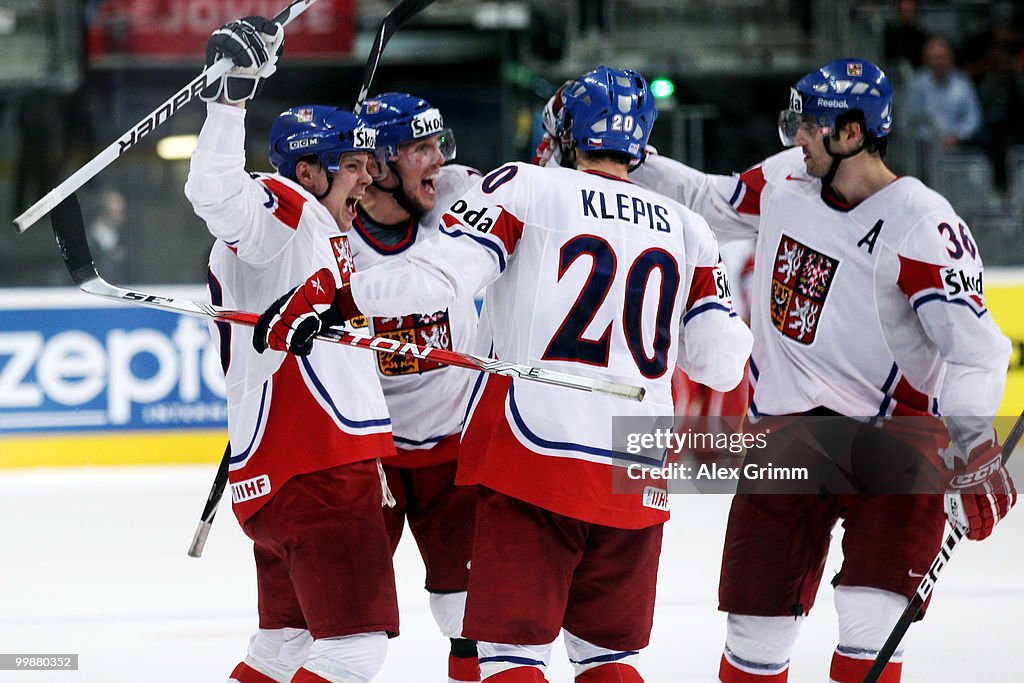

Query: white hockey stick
left=12, top=0, right=321, bottom=235
left=51, top=195, right=646, bottom=402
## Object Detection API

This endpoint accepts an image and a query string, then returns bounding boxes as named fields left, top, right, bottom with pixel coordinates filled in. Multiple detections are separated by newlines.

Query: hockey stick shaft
left=187, top=441, right=231, bottom=558
left=861, top=409, right=1024, bottom=683
left=353, top=0, right=438, bottom=112
left=51, top=195, right=645, bottom=402
left=12, top=0, right=320, bottom=235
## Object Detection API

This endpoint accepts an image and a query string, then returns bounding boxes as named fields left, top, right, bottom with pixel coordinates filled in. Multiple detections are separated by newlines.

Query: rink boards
left=2, top=273, right=1023, bottom=468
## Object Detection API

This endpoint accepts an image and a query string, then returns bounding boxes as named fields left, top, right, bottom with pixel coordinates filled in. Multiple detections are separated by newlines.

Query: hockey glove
left=200, top=16, right=283, bottom=104
left=940, top=429, right=1017, bottom=541
left=253, top=268, right=341, bottom=356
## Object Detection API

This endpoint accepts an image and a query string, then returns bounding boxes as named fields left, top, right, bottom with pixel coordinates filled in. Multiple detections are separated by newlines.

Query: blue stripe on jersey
left=876, top=362, right=899, bottom=417
left=508, top=381, right=664, bottom=467
left=299, top=356, right=392, bottom=430
left=230, top=380, right=269, bottom=465
left=728, top=178, right=744, bottom=207
left=570, top=651, right=639, bottom=666
left=479, top=656, right=547, bottom=666
left=440, top=224, right=507, bottom=271
left=393, top=432, right=452, bottom=447
left=911, top=292, right=988, bottom=318
left=682, top=301, right=734, bottom=325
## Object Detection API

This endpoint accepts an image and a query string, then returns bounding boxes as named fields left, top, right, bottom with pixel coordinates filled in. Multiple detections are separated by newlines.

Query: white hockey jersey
left=348, top=162, right=752, bottom=528
left=185, top=103, right=393, bottom=523
left=634, top=148, right=1011, bottom=447
left=346, top=164, right=481, bottom=462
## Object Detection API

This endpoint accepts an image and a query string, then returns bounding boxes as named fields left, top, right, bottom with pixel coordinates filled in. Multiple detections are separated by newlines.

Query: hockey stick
left=861, top=409, right=1024, bottom=683
left=353, top=0, right=438, bottom=113
left=186, top=441, right=231, bottom=558
left=12, top=0, right=321, bottom=235
left=50, top=195, right=645, bottom=402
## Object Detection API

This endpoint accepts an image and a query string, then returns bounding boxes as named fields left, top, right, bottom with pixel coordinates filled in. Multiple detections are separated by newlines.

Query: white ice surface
left=0, top=465, right=1020, bottom=682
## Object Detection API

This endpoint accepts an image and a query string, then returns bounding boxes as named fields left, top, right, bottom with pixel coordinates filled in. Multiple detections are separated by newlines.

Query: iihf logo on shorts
left=770, top=235, right=839, bottom=345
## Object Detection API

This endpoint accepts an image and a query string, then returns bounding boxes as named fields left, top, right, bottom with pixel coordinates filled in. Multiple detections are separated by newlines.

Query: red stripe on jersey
left=686, top=265, right=720, bottom=310
left=897, top=255, right=944, bottom=298
left=488, top=207, right=525, bottom=255
left=260, top=176, right=307, bottom=231
left=735, top=166, right=766, bottom=216
left=230, top=354, right=394, bottom=524
left=456, top=374, right=668, bottom=529
left=891, top=375, right=931, bottom=416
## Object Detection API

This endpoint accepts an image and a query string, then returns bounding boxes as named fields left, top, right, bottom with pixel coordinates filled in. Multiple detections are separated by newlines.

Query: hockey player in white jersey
left=613, top=58, right=1015, bottom=683
left=255, top=66, right=753, bottom=683
left=352, top=92, right=482, bottom=683
left=186, top=16, right=399, bottom=683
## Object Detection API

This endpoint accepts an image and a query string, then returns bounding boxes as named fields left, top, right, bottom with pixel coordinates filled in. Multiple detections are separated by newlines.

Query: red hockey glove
left=253, top=268, right=340, bottom=356
left=941, top=431, right=1017, bottom=541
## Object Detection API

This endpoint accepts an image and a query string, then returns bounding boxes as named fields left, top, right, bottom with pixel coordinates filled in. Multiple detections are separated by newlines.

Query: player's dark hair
left=835, top=110, right=889, bottom=158
left=578, top=148, right=634, bottom=167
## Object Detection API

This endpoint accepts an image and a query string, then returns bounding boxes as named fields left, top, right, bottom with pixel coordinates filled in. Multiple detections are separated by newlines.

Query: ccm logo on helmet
left=353, top=127, right=377, bottom=149
left=288, top=138, right=318, bottom=151
left=817, top=98, right=850, bottom=109
left=411, top=109, right=444, bottom=138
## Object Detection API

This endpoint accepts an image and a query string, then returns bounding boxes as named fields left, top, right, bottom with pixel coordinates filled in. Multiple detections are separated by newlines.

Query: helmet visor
left=325, top=148, right=389, bottom=181
left=778, top=110, right=828, bottom=147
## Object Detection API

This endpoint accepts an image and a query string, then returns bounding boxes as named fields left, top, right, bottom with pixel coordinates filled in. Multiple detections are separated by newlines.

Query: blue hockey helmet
left=558, top=66, right=657, bottom=160
left=358, top=92, right=456, bottom=163
left=779, top=58, right=893, bottom=147
left=268, top=105, right=386, bottom=180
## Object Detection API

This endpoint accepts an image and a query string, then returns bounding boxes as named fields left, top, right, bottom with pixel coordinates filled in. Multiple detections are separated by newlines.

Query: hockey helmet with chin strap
left=357, top=92, right=456, bottom=163
left=268, top=105, right=386, bottom=181
left=557, top=66, right=658, bottom=162
left=779, top=58, right=893, bottom=147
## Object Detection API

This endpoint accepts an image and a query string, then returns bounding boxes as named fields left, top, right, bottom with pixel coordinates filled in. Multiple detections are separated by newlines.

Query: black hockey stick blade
left=861, top=408, right=1024, bottom=682
left=51, top=194, right=99, bottom=287
left=354, top=0, right=438, bottom=112
left=188, top=442, right=232, bottom=558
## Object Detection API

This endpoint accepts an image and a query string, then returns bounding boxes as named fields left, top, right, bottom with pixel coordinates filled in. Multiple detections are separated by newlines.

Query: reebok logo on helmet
left=817, top=98, right=850, bottom=109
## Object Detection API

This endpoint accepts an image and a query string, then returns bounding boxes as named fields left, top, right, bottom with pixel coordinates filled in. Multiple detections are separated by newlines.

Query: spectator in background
left=884, top=0, right=929, bottom=69
left=959, top=2, right=1024, bottom=190
left=911, top=36, right=982, bottom=149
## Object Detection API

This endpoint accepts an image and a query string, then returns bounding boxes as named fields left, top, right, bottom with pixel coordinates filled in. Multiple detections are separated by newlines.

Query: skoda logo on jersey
left=288, top=137, right=318, bottom=151
left=410, top=109, right=444, bottom=138
left=449, top=199, right=496, bottom=233
left=353, top=127, right=377, bottom=150
left=942, top=266, right=984, bottom=300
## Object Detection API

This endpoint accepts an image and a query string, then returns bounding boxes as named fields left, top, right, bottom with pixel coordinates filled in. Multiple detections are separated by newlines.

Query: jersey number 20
left=542, top=235, right=680, bottom=378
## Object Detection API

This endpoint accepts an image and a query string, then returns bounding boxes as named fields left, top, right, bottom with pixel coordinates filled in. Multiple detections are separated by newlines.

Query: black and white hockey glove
left=200, top=16, right=283, bottom=105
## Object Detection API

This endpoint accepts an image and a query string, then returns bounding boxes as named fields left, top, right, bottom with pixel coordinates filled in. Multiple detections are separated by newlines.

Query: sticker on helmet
left=295, top=108, right=314, bottom=123
left=847, top=62, right=863, bottom=77
left=410, top=109, right=444, bottom=138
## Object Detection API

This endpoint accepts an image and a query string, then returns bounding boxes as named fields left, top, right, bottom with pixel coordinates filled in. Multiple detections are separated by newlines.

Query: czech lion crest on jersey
left=770, top=235, right=839, bottom=344
left=372, top=310, right=453, bottom=375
